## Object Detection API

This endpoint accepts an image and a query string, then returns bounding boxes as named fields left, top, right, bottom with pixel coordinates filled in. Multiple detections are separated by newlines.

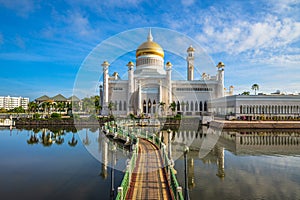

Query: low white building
left=210, top=95, right=300, bottom=119
left=0, top=96, right=29, bottom=110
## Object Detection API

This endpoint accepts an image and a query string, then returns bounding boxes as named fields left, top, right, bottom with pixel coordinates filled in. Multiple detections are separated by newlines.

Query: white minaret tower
left=101, top=61, right=110, bottom=115
left=217, top=62, right=225, bottom=97
left=166, top=61, right=172, bottom=104
left=187, top=45, right=195, bottom=81
left=127, top=61, right=134, bottom=114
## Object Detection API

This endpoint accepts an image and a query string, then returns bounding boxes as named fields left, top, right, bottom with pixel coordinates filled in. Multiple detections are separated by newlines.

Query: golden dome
left=136, top=30, right=164, bottom=58
left=187, top=45, right=195, bottom=52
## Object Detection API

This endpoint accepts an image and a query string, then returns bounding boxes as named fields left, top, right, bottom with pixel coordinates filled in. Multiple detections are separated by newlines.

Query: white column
left=166, top=62, right=172, bottom=104
left=127, top=61, right=134, bottom=114
left=101, top=61, right=110, bottom=106
left=138, top=80, right=142, bottom=114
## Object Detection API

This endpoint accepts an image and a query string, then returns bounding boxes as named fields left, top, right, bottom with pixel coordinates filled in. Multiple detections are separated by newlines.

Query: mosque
left=100, top=30, right=232, bottom=116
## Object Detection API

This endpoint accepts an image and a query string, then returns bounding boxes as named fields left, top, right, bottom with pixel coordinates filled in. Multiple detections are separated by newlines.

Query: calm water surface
left=0, top=127, right=299, bottom=200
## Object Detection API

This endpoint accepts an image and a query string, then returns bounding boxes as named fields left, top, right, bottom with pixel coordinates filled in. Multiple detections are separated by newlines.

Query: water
left=0, top=127, right=299, bottom=200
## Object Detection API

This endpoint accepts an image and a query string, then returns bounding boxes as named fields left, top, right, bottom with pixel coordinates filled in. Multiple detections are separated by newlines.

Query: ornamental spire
left=147, top=28, right=153, bottom=41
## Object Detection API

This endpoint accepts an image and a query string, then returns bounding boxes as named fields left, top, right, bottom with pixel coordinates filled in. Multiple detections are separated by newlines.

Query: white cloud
left=181, top=0, right=195, bottom=7
left=0, top=0, right=37, bottom=17
left=15, top=36, right=25, bottom=49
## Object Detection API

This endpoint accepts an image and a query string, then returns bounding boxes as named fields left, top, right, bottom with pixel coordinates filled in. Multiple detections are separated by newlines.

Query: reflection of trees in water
left=68, top=133, right=78, bottom=147
left=25, top=127, right=81, bottom=147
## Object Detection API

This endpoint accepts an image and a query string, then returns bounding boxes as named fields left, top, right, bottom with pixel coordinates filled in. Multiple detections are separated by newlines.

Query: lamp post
left=184, top=145, right=190, bottom=200
left=110, top=143, right=117, bottom=199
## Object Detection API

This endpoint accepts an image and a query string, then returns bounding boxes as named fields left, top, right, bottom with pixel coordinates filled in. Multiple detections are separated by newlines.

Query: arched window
left=186, top=101, right=189, bottom=112
left=177, top=101, right=181, bottom=111
left=143, top=100, right=146, bottom=113
left=200, top=101, right=203, bottom=111
left=119, top=101, right=122, bottom=111
left=195, top=101, right=198, bottom=111
left=240, top=105, right=243, bottom=114
left=148, top=99, right=152, bottom=113
left=204, top=101, right=208, bottom=112
left=152, top=100, right=156, bottom=113
left=124, top=101, right=126, bottom=111
left=190, top=101, right=194, bottom=111
left=114, top=101, right=118, bottom=111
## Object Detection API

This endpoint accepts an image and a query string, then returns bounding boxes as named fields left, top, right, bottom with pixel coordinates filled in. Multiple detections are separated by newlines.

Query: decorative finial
left=147, top=28, right=153, bottom=41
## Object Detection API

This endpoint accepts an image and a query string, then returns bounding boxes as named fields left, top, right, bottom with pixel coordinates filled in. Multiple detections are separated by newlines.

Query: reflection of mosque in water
left=81, top=125, right=300, bottom=191
left=169, top=126, right=300, bottom=189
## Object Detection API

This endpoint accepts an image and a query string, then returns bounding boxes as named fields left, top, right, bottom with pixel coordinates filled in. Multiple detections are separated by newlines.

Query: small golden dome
left=217, top=62, right=225, bottom=68
left=187, top=45, right=195, bottom=52
left=126, top=61, right=134, bottom=66
left=136, top=30, right=164, bottom=58
left=166, top=61, right=172, bottom=67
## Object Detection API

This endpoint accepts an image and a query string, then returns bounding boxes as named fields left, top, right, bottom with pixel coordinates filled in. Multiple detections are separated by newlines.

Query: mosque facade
left=100, top=31, right=230, bottom=116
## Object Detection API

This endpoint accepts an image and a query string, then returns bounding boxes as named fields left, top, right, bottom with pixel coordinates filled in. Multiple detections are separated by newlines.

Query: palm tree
left=169, top=101, right=177, bottom=115
left=28, top=102, right=38, bottom=113
left=57, top=102, right=65, bottom=115
left=159, top=102, right=166, bottom=115
left=108, top=101, right=114, bottom=116
left=68, top=133, right=78, bottom=147
left=251, top=84, right=259, bottom=95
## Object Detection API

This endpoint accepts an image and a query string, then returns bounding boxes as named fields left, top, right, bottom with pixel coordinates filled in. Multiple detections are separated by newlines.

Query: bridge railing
left=115, top=137, right=139, bottom=200
left=109, top=122, right=183, bottom=200
left=142, top=131, right=184, bottom=200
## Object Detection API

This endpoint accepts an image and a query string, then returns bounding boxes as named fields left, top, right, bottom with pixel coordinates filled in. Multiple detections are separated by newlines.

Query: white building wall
left=0, top=96, right=29, bottom=110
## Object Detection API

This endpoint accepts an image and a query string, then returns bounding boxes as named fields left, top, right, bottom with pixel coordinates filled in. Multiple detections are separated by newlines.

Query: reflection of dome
left=136, top=30, right=164, bottom=58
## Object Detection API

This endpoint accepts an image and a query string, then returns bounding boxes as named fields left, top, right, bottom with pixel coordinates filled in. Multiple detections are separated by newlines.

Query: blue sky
left=0, top=0, right=299, bottom=100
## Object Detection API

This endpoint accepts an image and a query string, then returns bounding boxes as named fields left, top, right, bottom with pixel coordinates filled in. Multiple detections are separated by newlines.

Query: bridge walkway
left=125, top=138, right=174, bottom=200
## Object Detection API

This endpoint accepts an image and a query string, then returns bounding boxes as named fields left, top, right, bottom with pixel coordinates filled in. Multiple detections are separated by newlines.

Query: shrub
left=33, top=113, right=41, bottom=119
left=50, top=113, right=61, bottom=119
left=88, top=114, right=98, bottom=120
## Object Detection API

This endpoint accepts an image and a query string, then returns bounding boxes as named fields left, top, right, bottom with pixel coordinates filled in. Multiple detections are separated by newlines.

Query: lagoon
left=0, top=127, right=299, bottom=200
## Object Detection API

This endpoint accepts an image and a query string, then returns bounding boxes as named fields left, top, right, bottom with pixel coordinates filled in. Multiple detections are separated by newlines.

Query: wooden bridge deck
left=125, top=138, right=174, bottom=200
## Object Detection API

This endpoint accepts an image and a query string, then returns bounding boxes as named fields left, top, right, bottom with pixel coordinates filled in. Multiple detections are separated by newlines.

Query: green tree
left=159, top=102, right=166, bottom=115
left=241, top=91, right=250, bottom=95
left=94, top=95, right=101, bottom=114
left=82, top=97, right=94, bottom=114
left=9, top=106, right=25, bottom=113
left=251, top=84, right=259, bottom=95
left=108, top=101, right=114, bottom=116
left=57, top=102, right=65, bottom=114
left=28, top=102, right=38, bottom=113
left=169, top=101, right=177, bottom=115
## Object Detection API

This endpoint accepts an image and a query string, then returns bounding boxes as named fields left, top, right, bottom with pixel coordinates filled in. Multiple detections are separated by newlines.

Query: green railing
left=144, top=133, right=184, bottom=200
left=115, top=138, right=138, bottom=200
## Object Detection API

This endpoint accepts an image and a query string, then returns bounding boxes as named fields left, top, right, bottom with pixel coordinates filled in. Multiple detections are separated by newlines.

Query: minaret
left=217, top=62, right=225, bottom=97
left=187, top=45, right=195, bottom=81
left=100, top=137, right=108, bottom=179
left=166, top=61, right=172, bottom=104
left=188, top=158, right=196, bottom=189
left=216, top=146, right=225, bottom=179
left=127, top=61, right=134, bottom=114
left=101, top=61, right=110, bottom=115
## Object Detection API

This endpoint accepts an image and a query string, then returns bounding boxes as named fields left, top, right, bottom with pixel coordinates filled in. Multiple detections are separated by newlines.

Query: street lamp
left=167, top=129, right=171, bottom=159
left=184, top=145, right=190, bottom=200
left=110, top=143, right=117, bottom=199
